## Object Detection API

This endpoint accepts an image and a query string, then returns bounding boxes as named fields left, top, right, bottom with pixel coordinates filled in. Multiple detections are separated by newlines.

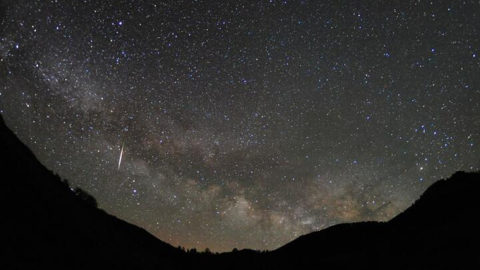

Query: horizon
left=2, top=113, right=478, bottom=254
left=0, top=0, right=479, bottom=252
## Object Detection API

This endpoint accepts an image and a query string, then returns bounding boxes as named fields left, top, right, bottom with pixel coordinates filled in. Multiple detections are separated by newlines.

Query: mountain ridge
left=1, top=114, right=184, bottom=269
left=1, top=113, right=479, bottom=269
left=270, top=171, right=480, bottom=269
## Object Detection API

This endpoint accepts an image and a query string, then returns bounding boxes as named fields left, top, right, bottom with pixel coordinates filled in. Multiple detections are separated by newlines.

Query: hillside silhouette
left=0, top=115, right=184, bottom=269
left=271, top=171, right=480, bottom=269
left=1, top=113, right=479, bottom=269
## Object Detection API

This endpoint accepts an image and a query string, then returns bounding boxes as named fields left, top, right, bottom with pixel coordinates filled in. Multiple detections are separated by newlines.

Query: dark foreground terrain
left=1, top=113, right=479, bottom=269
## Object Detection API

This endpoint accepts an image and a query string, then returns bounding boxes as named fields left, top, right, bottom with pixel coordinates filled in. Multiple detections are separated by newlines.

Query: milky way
left=0, top=0, right=479, bottom=251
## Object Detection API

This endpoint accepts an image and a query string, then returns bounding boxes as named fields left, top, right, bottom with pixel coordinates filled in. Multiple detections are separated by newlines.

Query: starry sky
left=0, top=0, right=479, bottom=252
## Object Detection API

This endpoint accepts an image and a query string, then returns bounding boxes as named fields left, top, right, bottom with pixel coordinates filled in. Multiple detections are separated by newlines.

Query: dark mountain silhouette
left=0, top=115, right=184, bottom=269
left=269, top=171, right=480, bottom=269
left=1, top=113, right=479, bottom=269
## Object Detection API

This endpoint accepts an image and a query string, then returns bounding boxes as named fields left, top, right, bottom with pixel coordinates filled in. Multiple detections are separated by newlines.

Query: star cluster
left=0, top=0, right=479, bottom=251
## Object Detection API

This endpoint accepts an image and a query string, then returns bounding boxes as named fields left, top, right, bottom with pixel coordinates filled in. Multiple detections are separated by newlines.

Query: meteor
left=118, top=143, right=124, bottom=170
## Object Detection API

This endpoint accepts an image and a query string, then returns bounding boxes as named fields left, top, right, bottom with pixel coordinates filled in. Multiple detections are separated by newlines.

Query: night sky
left=0, top=0, right=479, bottom=252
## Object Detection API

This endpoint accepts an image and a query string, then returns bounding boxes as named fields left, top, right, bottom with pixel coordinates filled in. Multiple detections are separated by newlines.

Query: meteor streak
left=118, top=143, right=124, bottom=170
